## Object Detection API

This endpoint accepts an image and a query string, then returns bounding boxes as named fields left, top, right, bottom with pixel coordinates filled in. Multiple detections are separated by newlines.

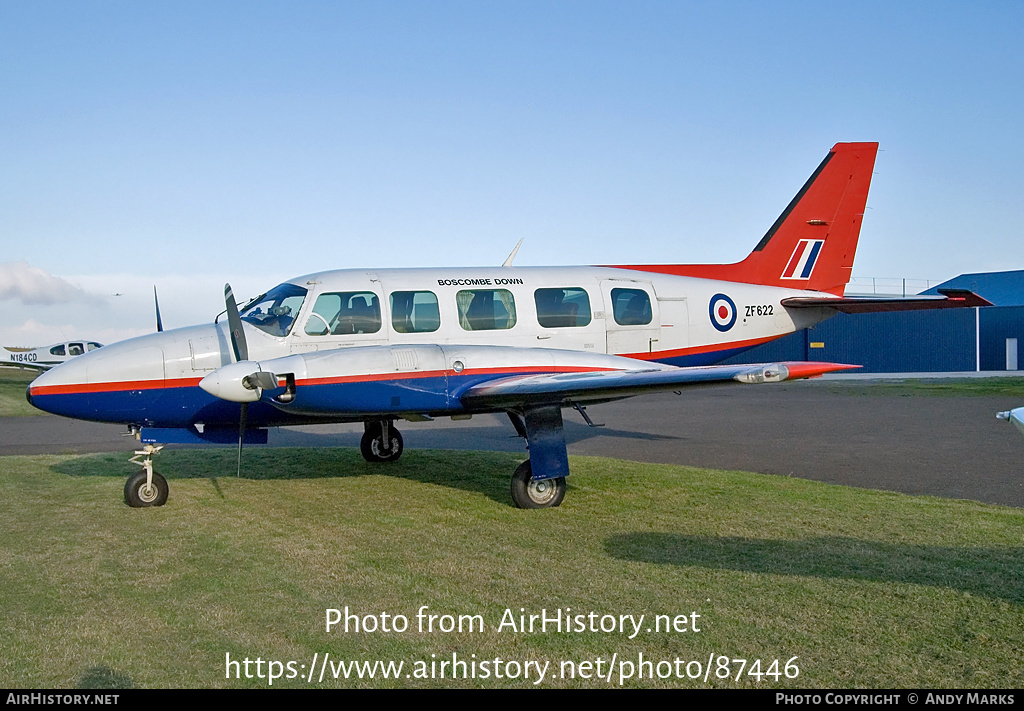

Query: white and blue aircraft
left=4, top=341, right=104, bottom=371
left=26, top=142, right=989, bottom=509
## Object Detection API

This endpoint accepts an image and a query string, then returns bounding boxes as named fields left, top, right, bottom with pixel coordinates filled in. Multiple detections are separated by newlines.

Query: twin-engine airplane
left=27, top=142, right=989, bottom=509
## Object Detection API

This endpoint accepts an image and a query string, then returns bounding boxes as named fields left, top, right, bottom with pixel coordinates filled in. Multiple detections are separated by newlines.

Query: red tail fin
left=617, top=142, right=878, bottom=296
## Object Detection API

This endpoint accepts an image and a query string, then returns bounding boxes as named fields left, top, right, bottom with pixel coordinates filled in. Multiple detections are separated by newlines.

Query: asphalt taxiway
left=3, top=379, right=1021, bottom=507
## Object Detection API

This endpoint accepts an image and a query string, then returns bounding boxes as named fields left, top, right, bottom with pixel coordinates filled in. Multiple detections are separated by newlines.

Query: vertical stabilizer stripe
left=799, top=240, right=823, bottom=278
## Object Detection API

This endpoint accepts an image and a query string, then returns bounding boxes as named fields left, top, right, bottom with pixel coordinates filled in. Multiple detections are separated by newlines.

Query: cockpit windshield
left=238, top=283, right=308, bottom=337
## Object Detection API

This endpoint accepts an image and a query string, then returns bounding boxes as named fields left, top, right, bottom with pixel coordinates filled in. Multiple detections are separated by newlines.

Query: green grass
left=822, top=376, right=1024, bottom=397
left=0, top=368, right=41, bottom=416
left=1, top=448, right=1022, bottom=688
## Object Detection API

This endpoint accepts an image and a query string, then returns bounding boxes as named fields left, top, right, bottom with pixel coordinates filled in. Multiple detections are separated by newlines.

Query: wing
left=197, top=344, right=857, bottom=419
left=460, top=361, right=858, bottom=409
left=781, top=288, right=991, bottom=314
left=2, top=359, right=54, bottom=372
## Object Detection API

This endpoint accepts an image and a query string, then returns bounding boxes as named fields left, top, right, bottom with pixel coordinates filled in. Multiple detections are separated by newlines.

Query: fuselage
left=27, top=265, right=834, bottom=429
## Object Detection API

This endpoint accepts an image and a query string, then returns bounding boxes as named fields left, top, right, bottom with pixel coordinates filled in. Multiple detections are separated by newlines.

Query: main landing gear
left=507, top=405, right=571, bottom=509
left=360, top=420, right=404, bottom=463
left=125, top=444, right=168, bottom=507
left=510, top=460, right=566, bottom=509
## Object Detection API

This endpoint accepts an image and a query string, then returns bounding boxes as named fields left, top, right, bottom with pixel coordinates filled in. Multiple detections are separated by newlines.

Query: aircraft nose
left=25, top=385, right=33, bottom=408
left=27, top=339, right=168, bottom=422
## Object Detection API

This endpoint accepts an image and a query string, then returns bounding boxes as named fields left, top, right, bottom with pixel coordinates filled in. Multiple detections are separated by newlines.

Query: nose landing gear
left=125, top=444, right=168, bottom=507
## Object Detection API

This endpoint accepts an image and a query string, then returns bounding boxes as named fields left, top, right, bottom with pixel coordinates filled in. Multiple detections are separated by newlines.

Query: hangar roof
left=922, top=270, right=1024, bottom=307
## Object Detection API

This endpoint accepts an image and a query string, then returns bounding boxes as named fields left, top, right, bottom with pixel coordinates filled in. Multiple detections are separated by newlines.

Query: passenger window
left=457, top=289, right=516, bottom=331
left=535, top=288, right=592, bottom=328
left=305, top=292, right=381, bottom=335
left=390, top=291, right=440, bottom=333
left=68, top=343, right=84, bottom=356
left=50, top=345, right=66, bottom=357
left=86, top=342, right=102, bottom=351
left=610, top=288, right=652, bottom=326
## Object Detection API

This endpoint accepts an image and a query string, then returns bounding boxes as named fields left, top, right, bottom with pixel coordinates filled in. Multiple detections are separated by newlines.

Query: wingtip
left=782, top=362, right=862, bottom=380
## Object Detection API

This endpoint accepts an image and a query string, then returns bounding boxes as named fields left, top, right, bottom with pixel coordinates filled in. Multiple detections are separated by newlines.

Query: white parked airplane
left=26, top=142, right=989, bottom=509
left=4, top=341, right=104, bottom=371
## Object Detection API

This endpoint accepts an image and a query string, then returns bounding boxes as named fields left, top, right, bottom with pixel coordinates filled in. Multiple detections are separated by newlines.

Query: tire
left=510, top=460, right=565, bottom=509
left=360, top=423, right=404, bottom=463
left=124, top=469, right=169, bottom=508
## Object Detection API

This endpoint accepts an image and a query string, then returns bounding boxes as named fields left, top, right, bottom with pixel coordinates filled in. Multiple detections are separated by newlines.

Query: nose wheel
left=360, top=420, right=404, bottom=463
left=125, top=444, right=168, bottom=507
left=124, top=469, right=169, bottom=507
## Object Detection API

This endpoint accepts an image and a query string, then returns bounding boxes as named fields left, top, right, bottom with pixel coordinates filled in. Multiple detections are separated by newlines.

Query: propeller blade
left=224, top=283, right=248, bottom=362
left=236, top=402, right=247, bottom=477
left=154, top=286, right=163, bottom=332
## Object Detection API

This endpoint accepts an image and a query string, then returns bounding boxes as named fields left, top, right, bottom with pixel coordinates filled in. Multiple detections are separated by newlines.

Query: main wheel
left=124, top=469, right=169, bottom=508
left=510, top=460, right=566, bottom=509
left=360, top=423, right=404, bottom=463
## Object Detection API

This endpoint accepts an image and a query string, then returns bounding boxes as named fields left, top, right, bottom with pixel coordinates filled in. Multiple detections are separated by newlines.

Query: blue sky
left=1, top=1, right=1022, bottom=345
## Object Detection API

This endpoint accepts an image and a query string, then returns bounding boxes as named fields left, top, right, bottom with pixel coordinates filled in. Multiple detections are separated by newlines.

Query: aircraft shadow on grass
left=52, top=448, right=528, bottom=506
left=51, top=417, right=682, bottom=507
left=77, top=665, right=133, bottom=689
left=604, top=533, right=1024, bottom=605
left=266, top=417, right=683, bottom=450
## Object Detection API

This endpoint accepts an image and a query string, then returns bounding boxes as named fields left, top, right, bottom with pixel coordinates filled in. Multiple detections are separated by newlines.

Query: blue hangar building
left=723, top=270, right=1024, bottom=373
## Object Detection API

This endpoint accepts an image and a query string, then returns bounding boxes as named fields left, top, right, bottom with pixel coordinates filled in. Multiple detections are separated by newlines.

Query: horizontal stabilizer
left=781, top=289, right=992, bottom=314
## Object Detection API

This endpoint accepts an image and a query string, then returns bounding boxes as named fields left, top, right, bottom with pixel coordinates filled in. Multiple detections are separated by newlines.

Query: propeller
left=225, top=283, right=251, bottom=477
left=225, top=283, right=248, bottom=362
left=203, top=284, right=283, bottom=476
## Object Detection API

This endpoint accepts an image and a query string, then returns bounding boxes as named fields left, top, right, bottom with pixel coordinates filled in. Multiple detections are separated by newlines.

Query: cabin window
left=240, top=283, right=308, bottom=337
left=68, top=343, right=84, bottom=356
left=534, top=288, right=592, bottom=328
left=50, top=345, right=66, bottom=357
left=304, top=291, right=382, bottom=336
left=610, top=288, right=653, bottom=326
left=456, top=289, right=516, bottom=331
left=86, top=342, right=102, bottom=351
left=390, top=291, right=440, bottom=333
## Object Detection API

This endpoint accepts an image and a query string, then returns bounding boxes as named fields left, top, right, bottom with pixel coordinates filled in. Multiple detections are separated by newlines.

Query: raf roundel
left=709, top=293, right=736, bottom=332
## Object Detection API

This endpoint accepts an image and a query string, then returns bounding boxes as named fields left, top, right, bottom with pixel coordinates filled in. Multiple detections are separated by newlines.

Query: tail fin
left=618, top=142, right=878, bottom=296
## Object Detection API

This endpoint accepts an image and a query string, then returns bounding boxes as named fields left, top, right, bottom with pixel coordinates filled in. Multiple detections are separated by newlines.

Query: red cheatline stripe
left=622, top=335, right=780, bottom=361
left=30, top=378, right=204, bottom=397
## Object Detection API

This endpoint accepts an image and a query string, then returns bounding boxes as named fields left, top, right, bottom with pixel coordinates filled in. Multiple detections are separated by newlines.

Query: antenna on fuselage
left=502, top=238, right=524, bottom=267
